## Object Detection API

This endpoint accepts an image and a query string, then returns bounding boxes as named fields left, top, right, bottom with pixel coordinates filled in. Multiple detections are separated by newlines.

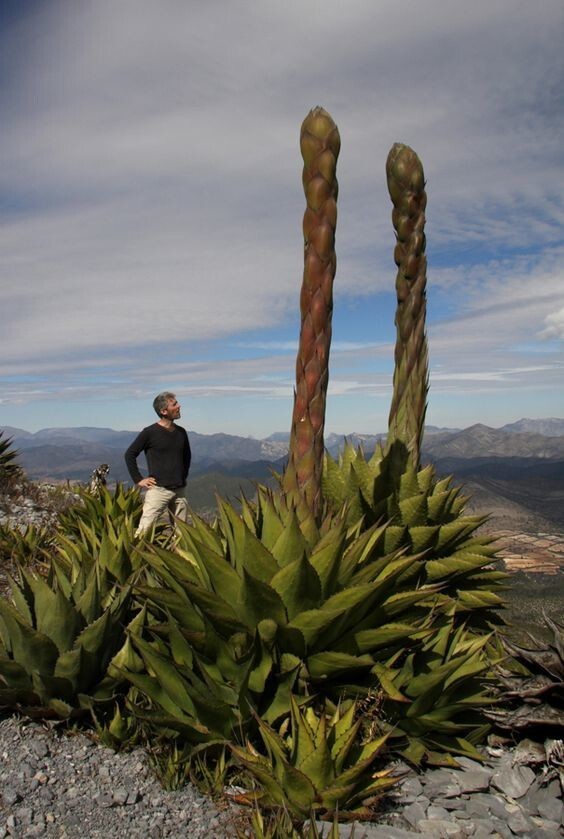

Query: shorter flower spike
left=386, top=142, right=429, bottom=470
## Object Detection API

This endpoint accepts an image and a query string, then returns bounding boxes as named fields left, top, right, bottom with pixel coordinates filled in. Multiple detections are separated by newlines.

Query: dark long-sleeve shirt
left=124, top=423, right=191, bottom=488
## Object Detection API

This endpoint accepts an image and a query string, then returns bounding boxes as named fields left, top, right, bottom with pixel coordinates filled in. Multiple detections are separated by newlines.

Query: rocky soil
left=0, top=717, right=562, bottom=838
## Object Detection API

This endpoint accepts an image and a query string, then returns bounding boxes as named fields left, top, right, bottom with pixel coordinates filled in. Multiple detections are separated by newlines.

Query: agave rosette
left=116, top=485, right=498, bottom=759
left=231, top=696, right=397, bottom=821
left=0, top=557, right=137, bottom=718
left=322, top=441, right=506, bottom=631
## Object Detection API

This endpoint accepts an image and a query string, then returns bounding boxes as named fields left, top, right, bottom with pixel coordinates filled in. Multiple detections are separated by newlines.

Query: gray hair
left=153, top=392, right=176, bottom=416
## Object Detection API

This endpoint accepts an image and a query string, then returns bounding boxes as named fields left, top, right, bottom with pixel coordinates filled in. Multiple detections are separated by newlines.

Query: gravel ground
left=0, top=717, right=239, bottom=839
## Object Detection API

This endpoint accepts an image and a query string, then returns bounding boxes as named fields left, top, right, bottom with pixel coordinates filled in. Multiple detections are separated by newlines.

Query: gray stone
left=491, top=763, right=536, bottom=799
left=397, top=775, right=423, bottom=801
left=507, top=809, right=537, bottom=835
left=528, top=820, right=562, bottom=838
left=1, top=789, right=20, bottom=807
left=537, top=795, right=563, bottom=824
left=403, top=801, right=427, bottom=828
left=464, top=792, right=509, bottom=820
left=432, top=796, right=466, bottom=811
left=23, top=827, right=44, bottom=838
left=420, top=768, right=455, bottom=786
left=491, top=823, right=513, bottom=839
left=17, top=808, right=33, bottom=826
left=427, top=804, right=450, bottom=820
left=464, top=798, right=491, bottom=819
left=457, top=768, right=491, bottom=793
left=112, top=787, right=129, bottom=806
left=464, top=818, right=497, bottom=837
left=417, top=819, right=464, bottom=838
left=357, top=830, right=420, bottom=839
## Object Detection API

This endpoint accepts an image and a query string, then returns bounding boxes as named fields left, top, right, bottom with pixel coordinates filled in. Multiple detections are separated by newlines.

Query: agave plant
left=231, top=697, right=396, bottom=821
left=0, top=558, right=137, bottom=717
left=0, top=522, right=53, bottom=568
left=282, top=107, right=340, bottom=523
left=0, top=489, right=144, bottom=718
left=56, top=484, right=142, bottom=546
left=0, top=432, right=22, bottom=486
left=115, top=484, right=498, bottom=763
left=323, top=442, right=506, bottom=633
left=370, top=614, right=496, bottom=765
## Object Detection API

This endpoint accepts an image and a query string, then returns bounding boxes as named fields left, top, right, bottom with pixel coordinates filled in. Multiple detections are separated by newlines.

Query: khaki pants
left=135, top=485, right=190, bottom=537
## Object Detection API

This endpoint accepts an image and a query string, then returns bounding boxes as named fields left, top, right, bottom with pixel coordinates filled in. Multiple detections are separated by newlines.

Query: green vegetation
left=0, top=112, right=519, bottom=832
left=0, top=432, right=23, bottom=491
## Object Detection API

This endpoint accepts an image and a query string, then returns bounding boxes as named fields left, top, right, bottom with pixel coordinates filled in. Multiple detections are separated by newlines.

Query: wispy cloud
left=1, top=0, right=562, bottom=432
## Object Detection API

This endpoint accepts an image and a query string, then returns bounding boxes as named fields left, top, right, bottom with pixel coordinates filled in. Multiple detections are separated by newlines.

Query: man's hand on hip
left=138, top=477, right=157, bottom=489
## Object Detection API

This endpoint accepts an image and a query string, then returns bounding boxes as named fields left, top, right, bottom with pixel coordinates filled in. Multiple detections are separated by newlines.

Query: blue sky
left=1, top=0, right=563, bottom=438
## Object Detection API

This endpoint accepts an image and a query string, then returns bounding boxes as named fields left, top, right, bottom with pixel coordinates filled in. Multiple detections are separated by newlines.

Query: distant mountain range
left=2, top=419, right=564, bottom=529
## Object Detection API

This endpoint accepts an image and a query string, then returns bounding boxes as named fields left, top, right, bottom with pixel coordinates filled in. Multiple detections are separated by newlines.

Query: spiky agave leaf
left=56, top=485, right=142, bottom=552
left=0, top=540, right=138, bottom=717
left=371, top=615, right=499, bottom=764
left=322, top=442, right=507, bottom=633
left=0, top=432, right=22, bottom=483
left=231, top=697, right=396, bottom=821
left=386, top=143, right=429, bottom=469
left=283, top=107, right=340, bottom=523
left=0, top=522, right=53, bottom=567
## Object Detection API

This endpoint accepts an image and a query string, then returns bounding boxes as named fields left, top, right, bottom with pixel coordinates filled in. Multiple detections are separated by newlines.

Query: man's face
left=162, top=397, right=181, bottom=420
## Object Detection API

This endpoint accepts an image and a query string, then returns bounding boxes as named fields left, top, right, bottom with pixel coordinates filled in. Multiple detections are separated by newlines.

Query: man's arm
left=183, top=430, right=191, bottom=482
left=124, top=428, right=151, bottom=485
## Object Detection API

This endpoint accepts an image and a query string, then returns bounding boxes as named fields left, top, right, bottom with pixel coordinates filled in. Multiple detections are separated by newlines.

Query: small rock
left=1, top=788, right=20, bottom=807
left=537, top=794, right=564, bottom=824
left=17, top=808, right=33, bottom=826
left=403, top=801, right=426, bottom=828
left=457, top=768, right=491, bottom=793
left=491, top=763, right=536, bottom=799
left=28, top=740, right=49, bottom=759
left=427, top=805, right=449, bottom=820
left=464, top=798, right=490, bottom=819
left=507, top=809, right=537, bottom=835
left=418, top=818, right=464, bottom=838
left=112, top=787, right=130, bottom=806
left=126, top=789, right=141, bottom=805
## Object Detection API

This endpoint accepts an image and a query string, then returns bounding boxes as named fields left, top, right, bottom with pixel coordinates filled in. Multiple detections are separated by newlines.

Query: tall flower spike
left=283, top=107, right=340, bottom=522
left=386, top=143, right=429, bottom=470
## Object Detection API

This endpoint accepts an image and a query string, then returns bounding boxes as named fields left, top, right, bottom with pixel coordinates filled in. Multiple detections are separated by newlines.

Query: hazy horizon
left=3, top=416, right=564, bottom=441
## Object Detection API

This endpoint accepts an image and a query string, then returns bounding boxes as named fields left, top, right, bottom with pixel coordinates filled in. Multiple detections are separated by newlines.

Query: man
left=125, top=392, right=191, bottom=536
